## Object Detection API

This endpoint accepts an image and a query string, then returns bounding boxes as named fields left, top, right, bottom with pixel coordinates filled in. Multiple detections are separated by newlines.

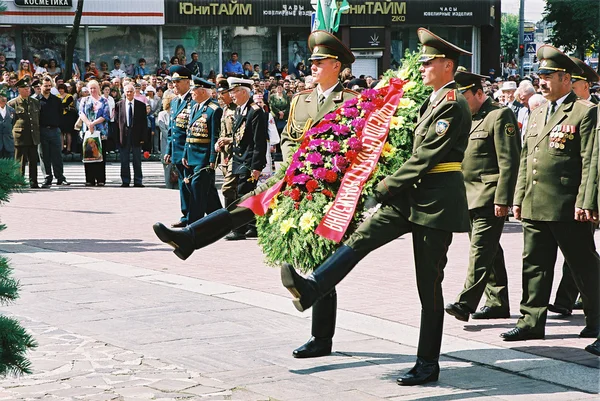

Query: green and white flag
left=330, top=0, right=350, bottom=33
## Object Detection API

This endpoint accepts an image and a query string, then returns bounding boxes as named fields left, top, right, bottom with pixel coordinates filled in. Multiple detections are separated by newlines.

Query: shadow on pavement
left=0, top=239, right=161, bottom=253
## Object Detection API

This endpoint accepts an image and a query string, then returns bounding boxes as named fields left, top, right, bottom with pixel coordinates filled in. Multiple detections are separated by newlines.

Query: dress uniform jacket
left=374, top=83, right=471, bottom=233
left=184, top=99, right=222, bottom=167
left=231, top=99, right=267, bottom=175
left=462, top=97, right=521, bottom=211
left=167, top=92, right=192, bottom=165
left=281, top=83, right=358, bottom=161
left=8, top=96, right=40, bottom=146
left=515, top=91, right=597, bottom=219
left=0, top=105, right=15, bottom=155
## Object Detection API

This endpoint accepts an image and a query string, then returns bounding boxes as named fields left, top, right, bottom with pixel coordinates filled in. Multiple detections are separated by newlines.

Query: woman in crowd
left=157, top=93, right=177, bottom=189
left=17, top=59, right=33, bottom=79
left=78, top=80, right=109, bottom=186
left=146, top=85, right=162, bottom=154
left=57, top=83, right=77, bottom=155
left=268, top=82, right=289, bottom=134
left=46, top=59, right=62, bottom=79
left=253, top=93, right=280, bottom=178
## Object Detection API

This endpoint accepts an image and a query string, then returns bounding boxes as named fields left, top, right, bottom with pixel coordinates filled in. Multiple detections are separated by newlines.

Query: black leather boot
left=280, top=245, right=362, bottom=312
left=397, top=310, right=443, bottom=386
left=153, top=207, right=254, bottom=260
left=293, top=289, right=336, bottom=358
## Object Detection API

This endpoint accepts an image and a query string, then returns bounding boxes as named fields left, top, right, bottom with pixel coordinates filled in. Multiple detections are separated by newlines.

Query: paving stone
left=146, top=378, right=197, bottom=392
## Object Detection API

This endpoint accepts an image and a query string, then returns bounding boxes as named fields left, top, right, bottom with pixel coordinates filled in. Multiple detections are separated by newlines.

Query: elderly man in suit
left=0, top=87, right=15, bottom=159
left=8, top=76, right=40, bottom=188
left=115, top=83, right=147, bottom=187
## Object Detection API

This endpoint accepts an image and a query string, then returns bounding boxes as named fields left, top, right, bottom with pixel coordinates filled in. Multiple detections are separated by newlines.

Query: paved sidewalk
left=0, top=185, right=598, bottom=400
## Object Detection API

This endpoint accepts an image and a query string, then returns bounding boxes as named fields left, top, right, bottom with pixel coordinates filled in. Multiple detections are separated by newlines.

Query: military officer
left=502, top=45, right=600, bottom=342
left=164, top=65, right=194, bottom=227
left=8, top=76, right=40, bottom=188
left=214, top=80, right=239, bottom=208
left=153, top=31, right=358, bottom=359
left=548, top=57, right=600, bottom=317
left=181, top=76, right=223, bottom=224
left=445, top=70, right=520, bottom=322
left=280, top=28, right=472, bottom=385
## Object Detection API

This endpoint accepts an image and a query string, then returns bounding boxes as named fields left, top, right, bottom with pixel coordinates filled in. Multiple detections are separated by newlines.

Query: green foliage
left=501, top=13, right=519, bottom=59
left=0, top=257, right=19, bottom=305
left=0, top=316, right=37, bottom=376
left=544, top=0, right=600, bottom=59
left=257, top=50, right=431, bottom=272
left=0, top=159, right=26, bottom=207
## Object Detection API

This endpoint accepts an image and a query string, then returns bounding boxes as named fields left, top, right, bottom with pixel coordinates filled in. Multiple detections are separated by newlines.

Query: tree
left=543, top=0, right=600, bottom=60
left=0, top=159, right=37, bottom=376
left=501, top=13, right=519, bottom=61
left=63, top=0, right=85, bottom=80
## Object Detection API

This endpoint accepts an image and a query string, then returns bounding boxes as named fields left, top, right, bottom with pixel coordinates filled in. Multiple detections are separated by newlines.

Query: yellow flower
left=398, top=98, right=415, bottom=109
left=269, top=207, right=283, bottom=224
left=299, top=211, right=318, bottom=232
left=269, top=194, right=279, bottom=209
left=280, top=218, right=296, bottom=234
left=404, top=81, right=417, bottom=92
left=390, top=116, right=405, bottom=130
left=382, top=143, right=396, bottom=158
left=397, top=68, right=410, bottom=80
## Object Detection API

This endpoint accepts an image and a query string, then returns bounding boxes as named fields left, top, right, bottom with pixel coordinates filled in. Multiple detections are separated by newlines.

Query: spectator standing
left=7, top=73, right=18, bottom=100
left=133, top=83, right=148, bottom=105
left=268, top=83, right=289, bottom=133
left=186, top=52, right=203, bottom=77
left=243, top=62, right=253, bottom=78
left=79, top=80, right=109, bottom=186
left=98, top=61, right=110, bottom=80
left=253, top=93, right=279, bottom=177
left=110, top=59, right=127, bottom=79
left=169, top=56, right=179, bottom=68
left=0, top=87, right=15, bottom=159
left=8, top=77, right=40, bottom=188
left=157, top=92, right=177, bottom=189
left=17, top=60, right=33, bottom=80
left=101, top=83, right=116, bottom=153
left=32, top=54, right=46, bottom=75
left=57, top=83, right=77, bottom=155
left=46, top=59, right=62, bottom=79
left=156, top=60, right=169, bottom=78
left=223, top=52, right=243, bottom=77
left=146, top=85, right=161, bottom=153
left=37, top=77, right=68, bottom=188
left=115, top=84, right=147, bottom=187
left=0, top=52, right=16, bottom=72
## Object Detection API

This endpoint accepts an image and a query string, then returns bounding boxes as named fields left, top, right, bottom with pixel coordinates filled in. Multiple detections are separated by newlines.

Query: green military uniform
left=507, top=45, right=600, bottom=341
left=280, top=28, right=472, bottom=385
left=550, top=57, right=600, bottom=314
left=216, top=81, right=239, bottom=207
left=447, top=71, right=520, bottom=320
left=8, top=76, right=40, bottom=188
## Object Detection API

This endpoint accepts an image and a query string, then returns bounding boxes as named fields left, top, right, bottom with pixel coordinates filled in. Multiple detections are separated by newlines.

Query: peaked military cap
left=537, top=45, right=581, bottom=75
left=570, top=57, right=600, bottom=83
left=455, top=70, right=488, bottom=93
left=308, top=30, right=355, bottom=65
left=216, top=80, right=230, bottom=93
left=15, top=76, right=31, bottom=88
left=30, top=79, right=41, bottom=88
left=227, top=76, right=253, bottom=89
left=417, top=28, right=472, bottom=63
left=192, top=76, right=215, bottom=89
left=0, top=85, right=8, bottom=98
left=169, top=65, right=192, bottom=81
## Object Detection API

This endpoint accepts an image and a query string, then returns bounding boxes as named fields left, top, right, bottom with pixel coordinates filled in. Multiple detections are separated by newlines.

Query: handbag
left=82, top=130, right=103, bottom=163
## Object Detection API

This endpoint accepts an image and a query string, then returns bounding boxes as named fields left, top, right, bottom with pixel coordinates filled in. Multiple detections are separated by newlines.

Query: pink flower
left=288, top=160, right=303, bottom=171
left=331, top=155, right=348, bottom=173
left=332, top=124, right=351, bottom=136
left=324, top=112, right=338, bottom=121
left=342, top=107, right=359, bottom=118
left=360, top=101, right=377, bottom=113
left=347, top=137, right=363, bottom=151
left=306, top=152, right=324, bottom=165
left=361, top=89, right=378, bottom=100
left=293, top=174, right=311, bottom=184
left=324, top=140, right=340, bottom=153
left=343, top=98, right=358, bottom=107
left=308, top=139, right=324, bottom=150
left=313, top=168, right=328, bottom=180
left=351, top=118, right=366, bottom=131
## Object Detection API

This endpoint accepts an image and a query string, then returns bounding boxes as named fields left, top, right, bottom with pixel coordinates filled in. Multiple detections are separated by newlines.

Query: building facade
left=0, top=0, right=501, bottom=78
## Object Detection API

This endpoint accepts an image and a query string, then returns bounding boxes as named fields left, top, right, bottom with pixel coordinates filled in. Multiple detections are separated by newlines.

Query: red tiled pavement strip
left=1, top=185, right=598, bottom=369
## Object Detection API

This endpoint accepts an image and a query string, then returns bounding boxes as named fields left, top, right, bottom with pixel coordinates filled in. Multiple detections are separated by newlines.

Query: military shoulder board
left=208, top=102, right=218, bottom=110
left=446, top=89, right=457, bottom=102
left=251, top=103, right=261, bottom=111
left=576, top=98, right=595, bottom=108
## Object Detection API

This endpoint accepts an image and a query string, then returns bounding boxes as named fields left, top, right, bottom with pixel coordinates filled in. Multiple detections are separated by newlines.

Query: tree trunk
left=64, top=0, right=85, bottom=80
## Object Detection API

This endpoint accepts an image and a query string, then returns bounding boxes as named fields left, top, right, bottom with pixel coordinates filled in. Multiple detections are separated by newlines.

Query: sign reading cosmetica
left=165, top=0, right=493, bottom=26
left=15, top=0, right=72, bottom=6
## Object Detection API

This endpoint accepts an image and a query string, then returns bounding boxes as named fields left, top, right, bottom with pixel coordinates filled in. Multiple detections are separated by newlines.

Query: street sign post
left=524, top=33, right=534, bottom=43
left=526, top=43, right=537, bottom=54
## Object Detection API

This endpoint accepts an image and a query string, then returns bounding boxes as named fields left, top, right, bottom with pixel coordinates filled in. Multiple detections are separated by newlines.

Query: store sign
left=350, top=27, right=386, bottom=50
left=15, top=0, right=73, bottom=6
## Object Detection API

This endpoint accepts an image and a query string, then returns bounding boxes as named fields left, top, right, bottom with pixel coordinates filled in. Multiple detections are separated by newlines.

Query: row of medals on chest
left=549, top=125, right=576, bottom=149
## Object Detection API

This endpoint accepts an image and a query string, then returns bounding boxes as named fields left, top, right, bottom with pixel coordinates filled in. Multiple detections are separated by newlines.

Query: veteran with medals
left=503, top=45, right=600, bottom=342
left=444, top=70, right=520, bottom=322
left=164, top=65, right=194, bottom=227
left=215, top=80, right=239, bottom=208
left=181, top=76, right=223, bottom=224
left=280, top=28, right=472, bottom=385
left=153, top=31, right=359, bottom=359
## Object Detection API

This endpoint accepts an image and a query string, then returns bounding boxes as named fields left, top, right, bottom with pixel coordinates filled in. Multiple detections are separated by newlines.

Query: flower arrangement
left=256, top=51, right=432, bottom=272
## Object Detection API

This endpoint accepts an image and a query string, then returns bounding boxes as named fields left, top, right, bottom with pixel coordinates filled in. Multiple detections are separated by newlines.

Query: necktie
left=546, top=101, right=557, bottom=124
left=317, top=93, right=325, bottom=111
left=128, top=101, right=133, bottom=127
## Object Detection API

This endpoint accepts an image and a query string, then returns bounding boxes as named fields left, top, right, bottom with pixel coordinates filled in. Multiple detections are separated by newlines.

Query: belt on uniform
left=186, top=138, right=210, bottom=144
left=427, top=162, right=462, bottom=174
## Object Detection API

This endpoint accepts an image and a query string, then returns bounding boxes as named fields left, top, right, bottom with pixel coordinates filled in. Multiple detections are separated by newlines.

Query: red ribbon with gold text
left=314, top=78, right=405, bottom=242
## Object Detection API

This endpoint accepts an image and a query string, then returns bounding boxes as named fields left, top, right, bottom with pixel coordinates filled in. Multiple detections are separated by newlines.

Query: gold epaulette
left=576, top=98, right=596, bottom=108
left=208, top=102, right=219, bottom=110
left=251, top=103, right=261, bottom=111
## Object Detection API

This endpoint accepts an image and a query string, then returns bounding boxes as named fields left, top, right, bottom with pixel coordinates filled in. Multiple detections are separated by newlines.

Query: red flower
left=285, top=174, right=294, bottom=186
left=325, top=170, right=338, bottom=183
left=143, top=151, right=150, bottom=159
left=346, top=150, right=358, bottom=163
left=294, top=202, right=300, bottom=209
left=306, top=194, right=313, bottom=201
left=290, top=187, right=301, bottom=201
left=322, top=189, right=334, bottom=198
left=306, top=179, right=319, bottom=193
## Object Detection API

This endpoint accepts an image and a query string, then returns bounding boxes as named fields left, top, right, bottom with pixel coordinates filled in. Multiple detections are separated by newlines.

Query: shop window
left=281, top=27, right=311, bottom=78
left=88, top=26, right=158, bottom=77
left=221, top=26, right=277, bottom=76
left=163, top=26, right=219, bottom=79
left=22, top=26, right=85, bottom=75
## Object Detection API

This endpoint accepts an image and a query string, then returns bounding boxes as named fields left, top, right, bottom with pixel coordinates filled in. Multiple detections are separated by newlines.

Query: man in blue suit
left=164, top=66, right=194, bottom=227
left=0, top=87, right=15, bottom=159
left=182, top=76, right=223, bottom=224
